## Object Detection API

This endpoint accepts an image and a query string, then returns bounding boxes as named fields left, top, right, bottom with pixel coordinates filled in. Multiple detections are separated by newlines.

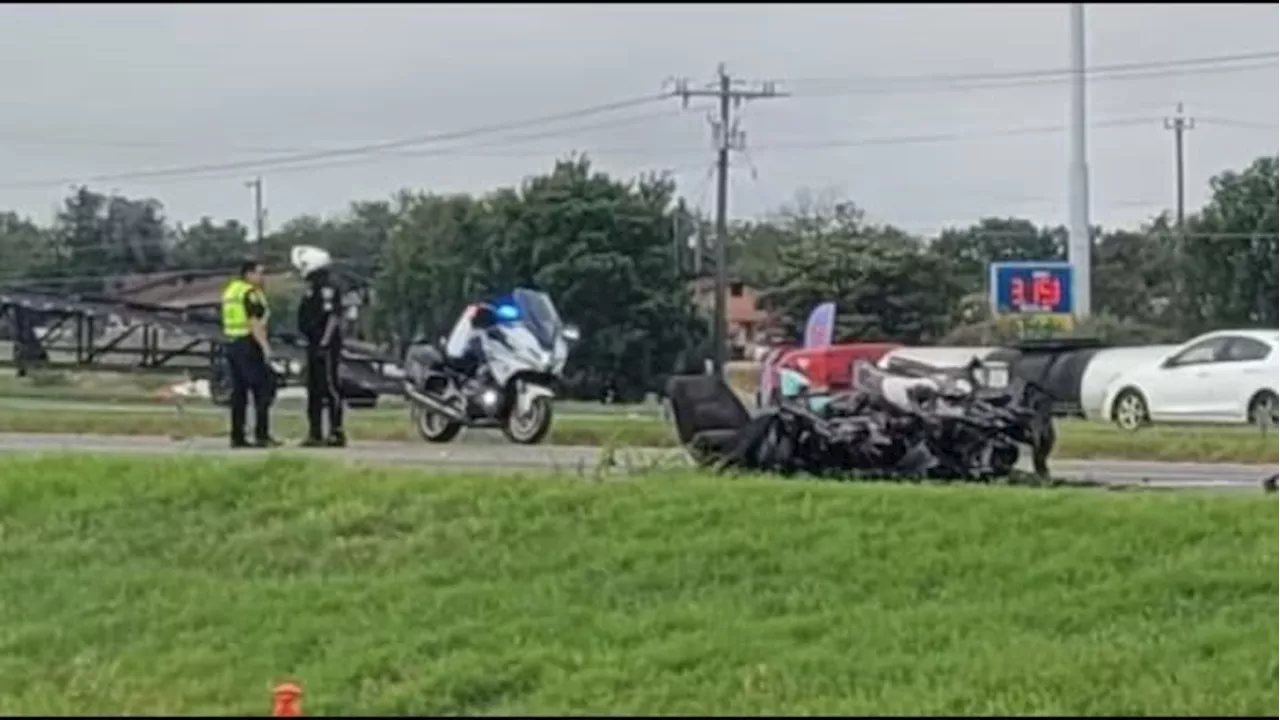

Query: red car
left=759, top=342, right=902, bottom=406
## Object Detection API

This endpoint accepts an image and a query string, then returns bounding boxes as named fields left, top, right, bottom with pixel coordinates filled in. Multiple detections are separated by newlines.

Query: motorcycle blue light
left=496, top=304, right=520, bottom=321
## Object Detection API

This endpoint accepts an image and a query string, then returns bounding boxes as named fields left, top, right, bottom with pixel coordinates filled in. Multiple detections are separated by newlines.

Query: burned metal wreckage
left=666, top=355, right=1058, bottom=483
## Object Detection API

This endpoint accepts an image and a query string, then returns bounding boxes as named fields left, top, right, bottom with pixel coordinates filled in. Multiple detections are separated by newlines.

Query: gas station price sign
left=988, top=261, right=1075, bottom=316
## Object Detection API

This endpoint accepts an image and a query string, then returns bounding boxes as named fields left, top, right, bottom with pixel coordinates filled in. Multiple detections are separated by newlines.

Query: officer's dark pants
left=226, top=337, right=274, bottom=444
left=305, top=345, right=344, bottom=440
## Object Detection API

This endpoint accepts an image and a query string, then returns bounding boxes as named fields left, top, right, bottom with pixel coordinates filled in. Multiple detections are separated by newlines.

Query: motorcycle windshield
left=509, top=288, right=563, bottom=350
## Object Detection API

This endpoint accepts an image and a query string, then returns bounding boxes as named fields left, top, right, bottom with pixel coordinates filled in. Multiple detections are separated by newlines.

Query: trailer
left=0, top=288, right=402, bottom=406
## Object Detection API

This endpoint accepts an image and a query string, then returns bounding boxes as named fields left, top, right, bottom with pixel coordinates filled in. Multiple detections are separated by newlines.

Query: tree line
left=0, top=153, right=1275, bottom=400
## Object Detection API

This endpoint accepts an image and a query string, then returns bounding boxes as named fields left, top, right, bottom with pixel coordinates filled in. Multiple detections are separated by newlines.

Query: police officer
left=221, top=260, right=279, bottom=448
left=294, top=247, right=346, bottom=447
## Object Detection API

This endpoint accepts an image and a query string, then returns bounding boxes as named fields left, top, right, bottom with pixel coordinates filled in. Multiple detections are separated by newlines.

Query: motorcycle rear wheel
left=412, top=405, right=463, bottom=443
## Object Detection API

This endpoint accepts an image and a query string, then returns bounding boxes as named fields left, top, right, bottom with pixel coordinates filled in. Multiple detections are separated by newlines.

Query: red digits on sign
left=1033, top=275, right=1061, bottom=308
left=1010, top=277, right=1025, bottom=307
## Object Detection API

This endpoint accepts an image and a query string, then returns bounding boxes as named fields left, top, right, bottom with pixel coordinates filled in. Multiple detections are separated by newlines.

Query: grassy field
left=0, top=371, right=661, bottom=416
left=0, top=454, right=1274, bottom=715
left=0, top=369, right=183, bottom=403
left=0, top=400, right=1275, bottom=464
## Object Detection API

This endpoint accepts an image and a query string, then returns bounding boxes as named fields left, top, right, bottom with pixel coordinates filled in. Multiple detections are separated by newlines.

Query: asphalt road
left=0, top=397, right=662, bottom=421
left=0, top=432, right=1273, bottom=491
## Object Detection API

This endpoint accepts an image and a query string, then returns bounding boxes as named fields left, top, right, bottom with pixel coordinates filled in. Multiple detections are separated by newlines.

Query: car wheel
left=1247, top=391, right=1278, bottom=430
left=1111, top=388, right=1149, bottom=431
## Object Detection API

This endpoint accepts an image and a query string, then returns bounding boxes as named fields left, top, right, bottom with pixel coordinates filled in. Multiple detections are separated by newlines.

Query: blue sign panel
left=988, top=261, right=1075, bottom=316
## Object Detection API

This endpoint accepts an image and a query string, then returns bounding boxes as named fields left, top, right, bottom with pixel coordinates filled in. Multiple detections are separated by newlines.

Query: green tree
left=729, top=219, right=790, bottom=287
left=0, top=212, right=55, bottom=285
left=758, top=198, right=958, bottom=343
left=1092, top=219, right=1175, bottom=324
left=172, top=217, right=250, bottom=271
left=370, top=193, right=485, bottom=357
left=1181, top=156, right=1279, bottom=330
left=47, top=187, right=173, bottom=292
left=930, top=217, right=1065, bottom=302
left=480, top=156, right=705, bottom=399
left=264, top=199, right=400, bottom=278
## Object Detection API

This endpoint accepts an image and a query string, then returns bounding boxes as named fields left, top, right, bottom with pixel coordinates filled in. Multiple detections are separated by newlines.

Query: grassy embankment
left=0, top=454, right=1274, bottom=715
left=1, top=369, right=1275, bottom=463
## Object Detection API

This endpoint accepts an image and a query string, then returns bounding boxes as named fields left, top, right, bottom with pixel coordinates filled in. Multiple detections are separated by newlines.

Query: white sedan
left=1102, top=329, right=1279, bottom=431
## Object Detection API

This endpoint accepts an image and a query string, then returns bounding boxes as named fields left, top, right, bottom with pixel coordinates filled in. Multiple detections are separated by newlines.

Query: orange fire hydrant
left=272, top=682, right=303, bottom=717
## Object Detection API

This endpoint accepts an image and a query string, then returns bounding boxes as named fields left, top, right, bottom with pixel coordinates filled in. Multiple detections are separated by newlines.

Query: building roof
left=114, top=271, right=291, bottom=308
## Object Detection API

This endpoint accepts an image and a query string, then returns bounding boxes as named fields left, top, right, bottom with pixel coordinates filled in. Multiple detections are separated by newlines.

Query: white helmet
left=290, top=245, right=332, bottom=278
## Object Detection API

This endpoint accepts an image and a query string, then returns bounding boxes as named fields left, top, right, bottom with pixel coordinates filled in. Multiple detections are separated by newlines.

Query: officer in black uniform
left=221, top=260, right=279, bottom=448
left=296, top=264, right=347, bottom=447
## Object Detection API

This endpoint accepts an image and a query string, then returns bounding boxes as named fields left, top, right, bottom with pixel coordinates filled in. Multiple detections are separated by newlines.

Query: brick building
left=689, top=277, right=776, bottom=359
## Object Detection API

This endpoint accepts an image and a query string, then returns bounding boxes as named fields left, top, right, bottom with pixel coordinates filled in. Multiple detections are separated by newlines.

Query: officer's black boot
left=325, top=429, right=347, bottom=447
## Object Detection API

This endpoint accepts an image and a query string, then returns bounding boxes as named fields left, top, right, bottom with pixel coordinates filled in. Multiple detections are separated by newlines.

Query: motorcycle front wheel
left=412, top=405, right=463, bottom=443
left=502, top=396, right=554, bottom=445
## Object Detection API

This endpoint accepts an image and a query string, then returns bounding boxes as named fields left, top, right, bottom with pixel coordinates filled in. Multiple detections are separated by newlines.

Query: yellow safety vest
left=221, top=279, right=269, bottom=339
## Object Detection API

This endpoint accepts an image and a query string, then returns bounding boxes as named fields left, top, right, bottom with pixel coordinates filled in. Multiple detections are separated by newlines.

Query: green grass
left=0, top=370, right=184, bottom=404
left=0, top=402, right=1275, bottom=464
left=0, top=454, right=1274, bottom=715
left=0, top=405, right=659, bottom=446
left=0, top=371, right=660, bottom=416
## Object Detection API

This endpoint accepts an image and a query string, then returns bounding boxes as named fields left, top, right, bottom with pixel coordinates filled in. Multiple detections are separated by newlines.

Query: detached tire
left=502, top=396, right=553, bottom=445
left=1111, top=388, right=1149, bottom=431
left=412, top=406, right=462, bottom=443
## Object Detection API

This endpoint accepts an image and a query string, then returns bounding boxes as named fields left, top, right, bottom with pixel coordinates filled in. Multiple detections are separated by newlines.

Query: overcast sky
left=0, top=3, right=1275, bottom=237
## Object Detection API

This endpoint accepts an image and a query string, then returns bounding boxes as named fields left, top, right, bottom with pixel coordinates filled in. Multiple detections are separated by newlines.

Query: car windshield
left=509, top=288, right=563, bottom=350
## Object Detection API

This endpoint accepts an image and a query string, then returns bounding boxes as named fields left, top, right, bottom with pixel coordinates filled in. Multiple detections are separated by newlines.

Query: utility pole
left=1067, top=2, right=1092, bottom=320
left=1164, top=102, right=1195, bottom=229
left=669, top=64, right=786, bottom=377
left=245, top=176, right=265, bottom=262
left=693, top=219, right=705, bottom=277
left=671, top=198, right=686, bottom=274
left=1164, top=102, right=1195, bottom=331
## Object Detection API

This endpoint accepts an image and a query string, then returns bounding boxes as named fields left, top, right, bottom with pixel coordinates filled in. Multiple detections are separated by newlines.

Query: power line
left=5, top=52, right=1264, bottom=188
left=0, top=104, right=694, bottom=158
left=748, top=116, right=1155, bottom=151
left=668, top=64, right=786, bottom=377
left=791, top=59, right=1275, bottom=99
left=0, top=105, right=694, bottom=190
left=0, top=114, right=1163, bottom=192
left=3, top=51, right=1265, bottom=189
left=1197, top=116, right=1279, bottom=131
left=0, top=61, right=1266, bottom=189
left=3, top=56, right=1266, bottom=157
left=786, top=49, right=1278, bottom=88
left=0, top=92, right=670, bottom=189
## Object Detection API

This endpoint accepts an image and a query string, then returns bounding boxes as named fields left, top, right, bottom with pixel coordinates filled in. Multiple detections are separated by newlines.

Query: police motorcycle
left=403, top=288, right=580, bottom=445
